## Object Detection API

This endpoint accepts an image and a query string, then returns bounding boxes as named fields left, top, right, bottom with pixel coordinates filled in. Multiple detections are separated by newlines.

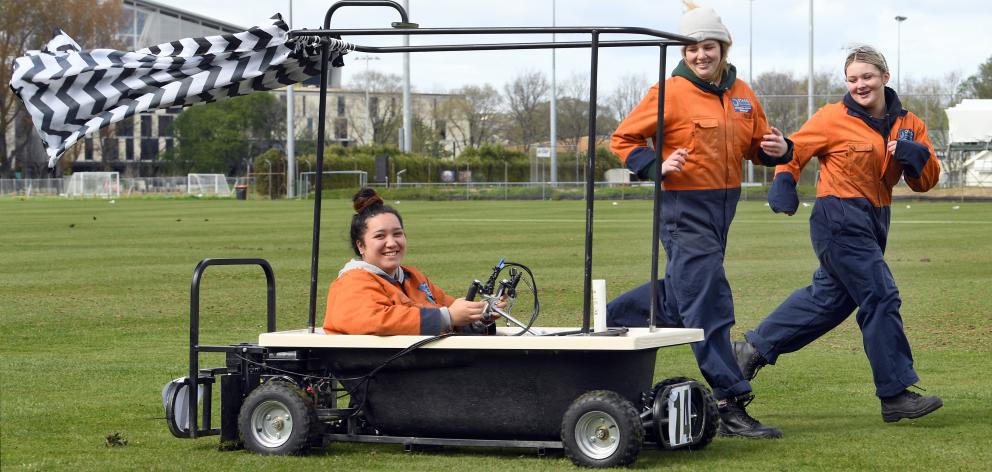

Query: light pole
left=549, top=0, right=557, bottom=185
left=894, top=15, right=907, bottom=92
left=286, top=0, right=295, bottom=198
left=401, top=0, right=412, bottom=153
left=747, top=0, right=755, bottom=184
left=807, top=0, right=814, bottom=120
left=354, top=55, right=379, bottom=143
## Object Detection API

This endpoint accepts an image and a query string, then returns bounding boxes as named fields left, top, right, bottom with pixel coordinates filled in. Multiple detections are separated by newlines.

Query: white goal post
left=297, top=171, right=368, bottom=199
left=187, top=173, right=233, bottom=196
left=64, top=172, right=120, bottom=197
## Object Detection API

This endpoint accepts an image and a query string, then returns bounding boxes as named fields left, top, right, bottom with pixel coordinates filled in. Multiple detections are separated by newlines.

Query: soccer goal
left=64, top=172, right=120, bottom=197
left=187, top=173, right=233, bottom=196
left=297, top=171, right=368, bottom=199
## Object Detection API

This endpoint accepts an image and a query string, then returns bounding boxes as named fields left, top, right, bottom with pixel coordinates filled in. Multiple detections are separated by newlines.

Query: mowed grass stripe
left=1, top=198, right=990, bottom=471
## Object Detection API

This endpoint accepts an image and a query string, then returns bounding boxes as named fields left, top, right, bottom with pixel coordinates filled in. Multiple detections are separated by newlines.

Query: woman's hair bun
left=352, top=188, right=384, bottom=213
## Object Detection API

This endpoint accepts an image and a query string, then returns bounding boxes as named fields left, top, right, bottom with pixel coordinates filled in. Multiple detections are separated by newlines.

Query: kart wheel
left=650, top=377, right=718, bottom=450
left=238, top=382, right=316, bottom=455
left=561, top=390, right=643, bottom=468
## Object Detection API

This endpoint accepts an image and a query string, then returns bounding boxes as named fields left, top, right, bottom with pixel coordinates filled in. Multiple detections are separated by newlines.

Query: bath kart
left=162, top=259, right=719, bottom=468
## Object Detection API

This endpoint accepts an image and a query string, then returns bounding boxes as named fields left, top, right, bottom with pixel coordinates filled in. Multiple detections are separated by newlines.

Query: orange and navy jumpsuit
left=325, top=260, right=456, bottom=335
left=605, top=62, right=792, bottom=400
left=746, top=87, right=940, bottom=398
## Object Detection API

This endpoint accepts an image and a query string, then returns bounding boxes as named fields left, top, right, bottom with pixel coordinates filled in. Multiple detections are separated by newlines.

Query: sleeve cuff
left=894, top=140, right=930, bottom=179
left=420, top=307, right=452, bottom=335
left=625, top=146, right=658, bottom=179
left=757, top=138, right=793, bottom=167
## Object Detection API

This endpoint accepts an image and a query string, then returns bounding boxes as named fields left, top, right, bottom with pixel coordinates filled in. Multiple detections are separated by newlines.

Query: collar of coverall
left=338, top=259, right=406, bottom=285
left=843, top=86, right=908, bottom=137
left=672, top=59, right=737, bottom=97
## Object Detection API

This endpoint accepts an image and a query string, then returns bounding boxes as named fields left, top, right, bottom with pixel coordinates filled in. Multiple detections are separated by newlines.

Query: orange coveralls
left=324, top=262, right=455, bottom=336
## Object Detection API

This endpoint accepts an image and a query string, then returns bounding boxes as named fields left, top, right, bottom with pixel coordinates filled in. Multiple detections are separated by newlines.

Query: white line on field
left=431, top=218, right=991, bottom=225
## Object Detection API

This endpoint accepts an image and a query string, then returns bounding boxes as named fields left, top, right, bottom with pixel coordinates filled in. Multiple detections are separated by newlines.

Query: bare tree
left=503, top=71, right=549, bottom=151
left=442, top=84, right=502, bottom=150
left=2, top=0, right=124, bottom=177
left=607, top=73, right=650, bottom=123
left=347, top=70, right=403, bottom=146
left=751, top=71, right=806, bottom=136
left=557, top=74, right=590, bottom=152
left=901, top=72, right=961, bottom=149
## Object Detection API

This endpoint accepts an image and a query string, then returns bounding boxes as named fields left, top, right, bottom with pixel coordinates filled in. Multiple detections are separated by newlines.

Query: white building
left=943, top=99, right=992, bottom=187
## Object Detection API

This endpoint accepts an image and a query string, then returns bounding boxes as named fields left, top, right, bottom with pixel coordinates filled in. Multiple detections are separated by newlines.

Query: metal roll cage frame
left=292, top=0, right=694, bottom=335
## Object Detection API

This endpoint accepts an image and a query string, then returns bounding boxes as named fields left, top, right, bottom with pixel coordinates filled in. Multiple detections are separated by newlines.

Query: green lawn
left=1, top=197, right=990, bottom=471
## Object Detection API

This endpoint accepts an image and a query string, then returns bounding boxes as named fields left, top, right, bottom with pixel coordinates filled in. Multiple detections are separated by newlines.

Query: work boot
left=881, top=389, right=943, bottom=423
left=733, top=340, right=767, bottom=381
left=717, top=394, right=782, bottom=439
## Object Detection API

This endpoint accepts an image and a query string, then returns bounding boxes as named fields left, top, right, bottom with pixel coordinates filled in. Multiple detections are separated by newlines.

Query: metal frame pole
left=649, top=46, right=668, bottom=332
left=580, top=31, right=600, bottom=334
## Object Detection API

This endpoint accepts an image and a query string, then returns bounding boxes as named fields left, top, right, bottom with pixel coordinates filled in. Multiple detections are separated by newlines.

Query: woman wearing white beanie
left=607, top=0, right=789, bottom=439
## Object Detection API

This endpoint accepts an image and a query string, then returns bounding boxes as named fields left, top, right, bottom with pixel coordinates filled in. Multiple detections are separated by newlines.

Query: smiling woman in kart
left=324, top=188, right=488, bottom=335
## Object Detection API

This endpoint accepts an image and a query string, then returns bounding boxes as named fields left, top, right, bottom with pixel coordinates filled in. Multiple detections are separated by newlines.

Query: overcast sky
left=164, top=0, right=991, bottom=94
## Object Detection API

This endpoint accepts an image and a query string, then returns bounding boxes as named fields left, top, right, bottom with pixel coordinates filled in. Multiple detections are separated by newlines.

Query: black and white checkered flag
left=9, top=14, right=348, bottom=169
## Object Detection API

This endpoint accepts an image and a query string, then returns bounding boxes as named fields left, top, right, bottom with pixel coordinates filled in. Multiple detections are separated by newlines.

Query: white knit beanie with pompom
left=678, top=0, right=732, bottom=46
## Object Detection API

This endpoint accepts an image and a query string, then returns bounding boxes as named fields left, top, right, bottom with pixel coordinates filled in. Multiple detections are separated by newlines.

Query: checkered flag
left=9, top=14, right=347, bottom=169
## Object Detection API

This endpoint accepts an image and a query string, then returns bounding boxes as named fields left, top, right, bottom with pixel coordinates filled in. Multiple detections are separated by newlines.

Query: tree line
left=2, top=0, right=990, bottom=179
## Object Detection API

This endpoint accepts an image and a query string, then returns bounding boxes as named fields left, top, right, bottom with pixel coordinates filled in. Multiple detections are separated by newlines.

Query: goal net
left=187, top=173, right=232, bottom=196
left=64, top=172, right=120, bottom=197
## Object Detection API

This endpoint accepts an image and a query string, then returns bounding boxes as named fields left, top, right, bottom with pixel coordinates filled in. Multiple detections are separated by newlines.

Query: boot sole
left=718, top=427, right=783, bottom=439
left=882, top=399, right=944, bottom=423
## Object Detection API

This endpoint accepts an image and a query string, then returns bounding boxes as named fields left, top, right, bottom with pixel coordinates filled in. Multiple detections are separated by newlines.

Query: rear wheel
left=238, top=382, right=316, bottom=455
left=561, top=390, right=643, bottom=468
left=650, top=377, right=718, bottom=450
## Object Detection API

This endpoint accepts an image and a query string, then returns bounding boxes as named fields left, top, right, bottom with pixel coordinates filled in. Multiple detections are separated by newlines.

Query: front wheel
left=561, top=390, right=643, bottom=468
left=238, top=382, right=316, bottom=455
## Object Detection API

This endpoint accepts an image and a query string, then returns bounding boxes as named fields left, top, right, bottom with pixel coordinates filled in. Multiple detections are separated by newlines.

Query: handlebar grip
left=466, top=280, right=480, bottom=301
left=507, top=269, right=522, bottom=297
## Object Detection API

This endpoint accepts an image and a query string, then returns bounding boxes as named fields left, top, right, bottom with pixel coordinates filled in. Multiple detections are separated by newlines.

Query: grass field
left=2, top=197, right=990, bottom=471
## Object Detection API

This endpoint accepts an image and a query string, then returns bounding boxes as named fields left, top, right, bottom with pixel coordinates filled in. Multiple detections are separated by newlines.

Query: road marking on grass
left=433, top=218, right=991, bottom=225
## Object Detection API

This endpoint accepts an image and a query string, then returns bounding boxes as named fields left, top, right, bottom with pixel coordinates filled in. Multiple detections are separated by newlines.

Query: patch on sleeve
left=731, top=98, right=752, bottom=113
left=417, top=282, right=437, bottom=304
left=897, top=128, right=915, bottom=141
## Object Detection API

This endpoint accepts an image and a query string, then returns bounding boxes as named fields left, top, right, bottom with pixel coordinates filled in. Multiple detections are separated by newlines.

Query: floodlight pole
left=895, top=15, right=907, bottom=92
left=286, top=0, right=296, bottom=198
left=807, top=0, right=814, bottom=119
left=402, top=0, right=412, bottom=152
left=550, top=0, right=558, bottom=185
left=747, top=0, right=754, bottom=184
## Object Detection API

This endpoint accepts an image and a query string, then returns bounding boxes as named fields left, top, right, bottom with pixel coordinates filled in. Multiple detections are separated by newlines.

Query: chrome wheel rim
left=250, top=400, right=294, bottom=448
left=574, top=410, right=620, bottom=460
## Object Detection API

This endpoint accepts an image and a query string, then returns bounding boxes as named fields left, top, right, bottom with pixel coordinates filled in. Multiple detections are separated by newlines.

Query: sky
left=163, top=0, right=991, bottom=94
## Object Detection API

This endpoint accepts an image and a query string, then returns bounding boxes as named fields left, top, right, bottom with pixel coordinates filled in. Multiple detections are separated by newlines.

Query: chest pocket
left=843, top=142, right=878, bottom=182
left=690, top=118, right=721, bottom=159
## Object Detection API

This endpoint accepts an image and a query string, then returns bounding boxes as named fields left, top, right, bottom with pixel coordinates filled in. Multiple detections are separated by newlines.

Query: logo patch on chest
left=731, top=98, right=752, bottom=113
left=417, top=282, right=437, bottom=304
left=897, top=128, right=915, bottom=141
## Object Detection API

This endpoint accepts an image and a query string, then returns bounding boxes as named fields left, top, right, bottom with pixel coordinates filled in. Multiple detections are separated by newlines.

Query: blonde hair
left=845, top=45, right=889, bottom=75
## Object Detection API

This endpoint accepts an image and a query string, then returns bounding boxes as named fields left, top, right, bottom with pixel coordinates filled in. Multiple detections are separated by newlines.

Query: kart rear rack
left=183, top=258, right=277, bottom=438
